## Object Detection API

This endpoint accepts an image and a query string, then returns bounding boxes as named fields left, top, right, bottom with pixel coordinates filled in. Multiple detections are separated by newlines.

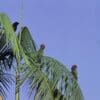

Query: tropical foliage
left=0, top=13, right=84, bottom=100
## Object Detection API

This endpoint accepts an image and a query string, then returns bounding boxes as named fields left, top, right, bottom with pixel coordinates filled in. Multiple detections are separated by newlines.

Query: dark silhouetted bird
left=71, top=65, right=78, bottom=80
left=12, top=22, right=19, bottom=32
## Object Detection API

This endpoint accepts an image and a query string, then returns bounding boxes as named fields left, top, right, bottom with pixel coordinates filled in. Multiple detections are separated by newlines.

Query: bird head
left=13, top=22, right=19, bottom=26
left=71, top=64, right=77, bottom=71
left=40, top=44, right=45, bottom=50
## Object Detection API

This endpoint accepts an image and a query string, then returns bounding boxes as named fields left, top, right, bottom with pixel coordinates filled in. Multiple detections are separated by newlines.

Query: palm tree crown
left=0, top=13, right=84, bottom=100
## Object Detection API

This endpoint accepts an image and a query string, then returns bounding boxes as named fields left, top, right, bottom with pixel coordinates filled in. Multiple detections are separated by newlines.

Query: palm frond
left=25, top=63, right=54, bottom=100
left=42, top=56, right=84, bottom=100
left=18, top=26, right=37, bottom=54
left=25, top=55, right=84, bottom=100
left=0, top=69, right=14, bottom=100
left=0, top=15, right=14, bottom=69
left=0, top=13, right=20, bottom=63
left=14, top=24, right=84, bottom=100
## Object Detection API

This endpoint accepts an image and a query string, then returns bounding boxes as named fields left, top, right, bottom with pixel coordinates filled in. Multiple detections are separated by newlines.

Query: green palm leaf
left=25, top=55, right=84, bottom=100
left=24, top=61, right=54, bottom=100
left=0, top=14, right=14, bottom=69
left=18, top=26, right=37, bottom=54
left=42, top=56, right=84, bottom=100
left=0, top=13, right=20, bottom=63
left=18, top=32, right=84, bottom=100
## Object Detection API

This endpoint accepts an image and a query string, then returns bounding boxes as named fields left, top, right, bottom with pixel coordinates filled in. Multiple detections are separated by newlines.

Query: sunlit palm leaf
left=17, top=26, right=37, bottom=73
left=25, top=63, right=54, bottom=100
left=0, top=15, right=14, bottom=69
left=16, top=26, right=38, bottom=83
left=25, top=55, right=84, bottom=100
left=0, top=13, right=20, bottom=63
left=15, top=23, right=84, bottom=100
left=41, top=56, right=84, bottom=100
left=0, top=13, right=31, bottom=67
left=15, top=27, right=38, bottom=94
left=18, top=27, right=37, bottom=54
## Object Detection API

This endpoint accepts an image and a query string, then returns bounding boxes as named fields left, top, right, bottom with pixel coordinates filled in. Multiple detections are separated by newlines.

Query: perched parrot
left=37, top=44, right=45, bottom=63
left=12, top=21, right=19, bottom=32
left=71, top=65, right=78, bottom=80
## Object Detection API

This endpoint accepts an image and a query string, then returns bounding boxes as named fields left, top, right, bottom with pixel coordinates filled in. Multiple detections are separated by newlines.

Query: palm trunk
left=15, top=71, right=20, bottom=100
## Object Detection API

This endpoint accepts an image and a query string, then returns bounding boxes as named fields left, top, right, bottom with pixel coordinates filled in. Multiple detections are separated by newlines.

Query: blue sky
left=0, top=0, right=100, bottom=100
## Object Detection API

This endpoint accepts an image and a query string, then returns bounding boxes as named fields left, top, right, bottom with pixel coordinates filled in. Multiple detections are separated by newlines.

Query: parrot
left=71, top=65, right=78, bottom=80
left=12, top=21, right=19, bottom=32
left=36, top=44, right=45, bottom=63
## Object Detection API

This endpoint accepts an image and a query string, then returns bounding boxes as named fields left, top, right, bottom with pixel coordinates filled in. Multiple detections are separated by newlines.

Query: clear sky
left=0, top=0, right=100, bottom=100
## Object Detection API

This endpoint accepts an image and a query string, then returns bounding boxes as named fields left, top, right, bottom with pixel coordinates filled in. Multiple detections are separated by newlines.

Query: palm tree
left=0, top=13, right=84, bottom=100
